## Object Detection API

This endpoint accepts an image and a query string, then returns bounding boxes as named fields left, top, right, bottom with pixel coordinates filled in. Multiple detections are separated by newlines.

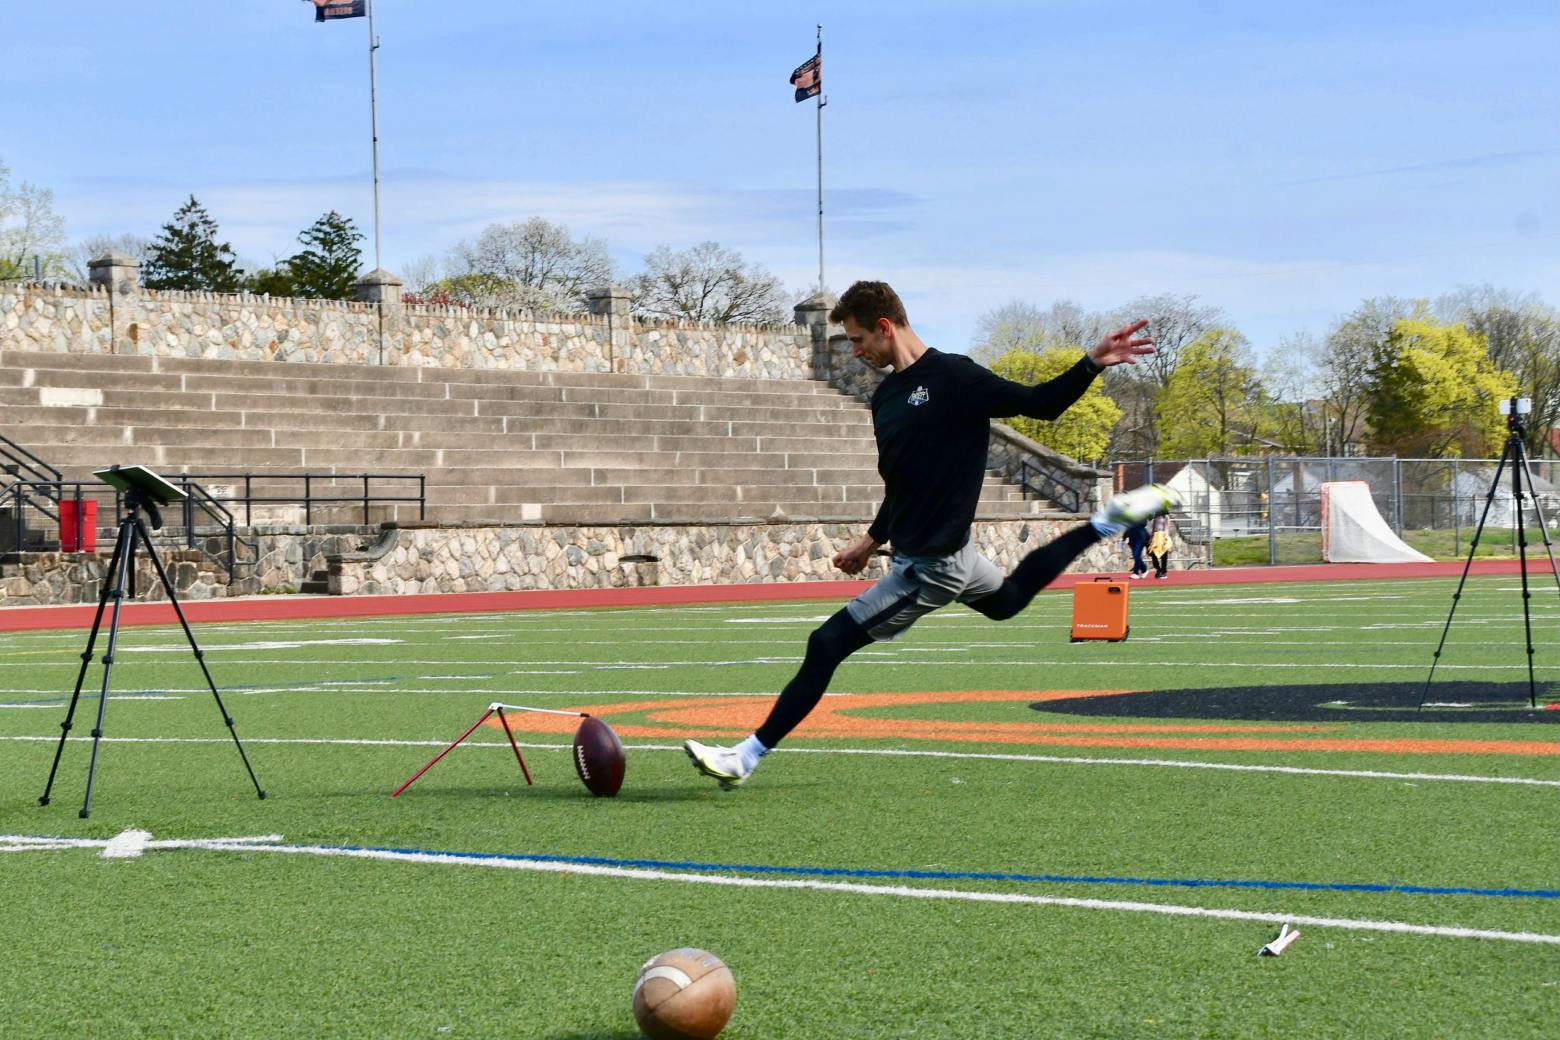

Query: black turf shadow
left=1031, top=681, right=1560, bottom=724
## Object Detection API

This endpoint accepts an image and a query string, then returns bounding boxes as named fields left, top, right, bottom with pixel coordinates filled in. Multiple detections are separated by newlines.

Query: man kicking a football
left=685, top=280, right=1178, bottom=788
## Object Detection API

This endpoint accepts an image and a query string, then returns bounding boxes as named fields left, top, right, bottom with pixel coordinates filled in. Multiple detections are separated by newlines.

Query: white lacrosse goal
left=1320, top=481, right=1433, bottom=563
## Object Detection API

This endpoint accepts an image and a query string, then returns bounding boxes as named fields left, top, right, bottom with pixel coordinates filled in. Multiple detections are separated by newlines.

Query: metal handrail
left=5, top=479, right=251, bottom=581
left=0, top=432, right=61, bottom=487
left=1017, top=458, right=1086, bottom=513
left=173, top=472, right=426, bottom=526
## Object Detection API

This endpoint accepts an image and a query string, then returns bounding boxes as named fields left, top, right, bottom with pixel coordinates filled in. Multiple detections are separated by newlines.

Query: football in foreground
left=572, top=714, right=626, bottom=797
left=632, top=947, right=736, bottom=1040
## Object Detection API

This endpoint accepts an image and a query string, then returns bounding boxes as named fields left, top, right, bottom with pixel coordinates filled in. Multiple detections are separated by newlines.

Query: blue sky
left=4, top=1, right=1555, bottom=354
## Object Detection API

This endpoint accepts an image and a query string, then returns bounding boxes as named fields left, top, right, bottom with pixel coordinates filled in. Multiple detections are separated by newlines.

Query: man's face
left=842, top=316, right=893, bottom=368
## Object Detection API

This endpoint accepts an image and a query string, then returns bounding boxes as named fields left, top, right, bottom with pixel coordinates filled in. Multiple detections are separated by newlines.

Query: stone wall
left=0, top=279, right=813, bottom=379
left=0, top=547, right=231, bottom=606
left=0, top=517, right=1192, bottom=606
left=0, top=525, right=378, bottom=606
left=327, top=517, right=1163, bottom=597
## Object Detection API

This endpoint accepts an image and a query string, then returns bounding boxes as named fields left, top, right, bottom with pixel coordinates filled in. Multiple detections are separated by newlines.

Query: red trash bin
left=59, top=500, right=98, bottom=552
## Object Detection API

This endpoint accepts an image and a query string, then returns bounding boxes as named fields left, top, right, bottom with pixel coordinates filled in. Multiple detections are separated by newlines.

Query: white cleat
left=683, top=739, right=751, bottom=789
left=1092, top=483, right=1181, bottom=536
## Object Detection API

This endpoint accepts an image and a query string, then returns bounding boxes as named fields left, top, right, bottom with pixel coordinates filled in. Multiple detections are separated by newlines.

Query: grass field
left=1206, top=528, right=1558, bottom=566
left=2, top=575, right=1557, bottom=1038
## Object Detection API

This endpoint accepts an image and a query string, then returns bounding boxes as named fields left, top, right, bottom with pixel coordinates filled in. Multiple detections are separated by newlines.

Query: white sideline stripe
left=0, top=735, right=1552, bottom=786
left=29, top=835, right=1555, bottom=947
left=3, top=658, right=1541, bottom=672
left=781, top=746, right=1560, bottom=786
left=0, top=695, right=185, bottom=708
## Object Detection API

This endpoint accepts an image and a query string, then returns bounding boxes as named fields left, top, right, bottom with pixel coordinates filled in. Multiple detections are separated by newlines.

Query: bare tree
left=398, top=253, right=443, bottom=298
left=968, top=299, right=1111, bottom=364
left=628, top=242, right=788, bottom=324
left=68, top=233, right=152, bottom=286
left=0, top=160, right=68, bottom=280
left=448, top=217, right=615, bottom=311
left=1262, top=331, right=1325, bottom=453
left=1314, top=296, right=1422, bottom=456
left=1437, top=284, right=1560, bottom=456
left=1098, top=294, right=1225, bottom=458
left=1113, top=293, right=1224, bottom=388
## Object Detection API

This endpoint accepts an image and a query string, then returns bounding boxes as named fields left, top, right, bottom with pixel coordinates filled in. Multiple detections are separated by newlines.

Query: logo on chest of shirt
left=908, top=385, right=930, bottom=406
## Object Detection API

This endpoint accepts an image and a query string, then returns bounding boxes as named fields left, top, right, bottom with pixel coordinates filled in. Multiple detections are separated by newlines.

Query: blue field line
left=378, top=845, right=1559, bottom=900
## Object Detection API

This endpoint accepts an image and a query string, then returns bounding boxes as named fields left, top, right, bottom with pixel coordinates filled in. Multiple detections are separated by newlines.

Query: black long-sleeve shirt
left=865, top=348, right=1098, bottom=556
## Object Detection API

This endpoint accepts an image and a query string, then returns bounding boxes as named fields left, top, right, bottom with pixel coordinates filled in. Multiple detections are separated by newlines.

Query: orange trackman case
left=1070, top=576, right=1130, bottom=642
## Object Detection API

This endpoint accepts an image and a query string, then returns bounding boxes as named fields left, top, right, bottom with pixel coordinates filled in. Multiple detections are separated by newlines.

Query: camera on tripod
left=1423, top=394, right=1558, bottom=710
left=1499, top=396, right=1532, bottom=431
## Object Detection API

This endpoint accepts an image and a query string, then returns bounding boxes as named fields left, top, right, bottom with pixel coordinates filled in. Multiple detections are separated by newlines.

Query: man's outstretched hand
left=1087, top=319, right=1156, bottom=368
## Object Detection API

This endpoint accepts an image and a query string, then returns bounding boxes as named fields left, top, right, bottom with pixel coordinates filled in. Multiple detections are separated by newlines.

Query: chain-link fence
left=1110, top=456, right=1560, bottom=566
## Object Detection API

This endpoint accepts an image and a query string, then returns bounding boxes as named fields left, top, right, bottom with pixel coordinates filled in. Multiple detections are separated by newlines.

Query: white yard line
left=0, top=734, right=1551, bottom=786
left=3, top=830, right=1551, bottom=947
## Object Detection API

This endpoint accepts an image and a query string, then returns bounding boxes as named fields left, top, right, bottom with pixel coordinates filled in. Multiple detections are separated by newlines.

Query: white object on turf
left=1258, top=922, right=1301, bottom=956
left=1319, top=482, right=1432, bottom=563
left=101, top=828, right=153, bottom=859
left=684, top=739, right=751, bottom=789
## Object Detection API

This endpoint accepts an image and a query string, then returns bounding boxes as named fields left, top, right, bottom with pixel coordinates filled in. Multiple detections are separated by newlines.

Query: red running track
left=0, top=559, right=1547, bottom=633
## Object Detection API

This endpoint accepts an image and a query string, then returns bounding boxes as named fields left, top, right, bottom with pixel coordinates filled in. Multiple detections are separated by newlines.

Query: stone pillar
left=88, top=251, right=140, bottom=355
left=354, top=268, right=403, bottom=304
left=793, top=291, right=837, bottom=382
left=587, top=285, right=634, bottom=373
left=88, top=251, right=140, bottom=294
left=355, top=269, right=404, bottom=366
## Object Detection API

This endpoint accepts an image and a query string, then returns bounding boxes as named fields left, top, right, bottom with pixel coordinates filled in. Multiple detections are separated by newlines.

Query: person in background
left=1123, top=520, right=1149, bottom=579
left=1147, top=513, right=1172, bottom=579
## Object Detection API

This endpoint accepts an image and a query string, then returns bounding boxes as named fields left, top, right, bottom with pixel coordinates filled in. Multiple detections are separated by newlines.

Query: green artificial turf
left=1, top=575, right=1556, bottom=1038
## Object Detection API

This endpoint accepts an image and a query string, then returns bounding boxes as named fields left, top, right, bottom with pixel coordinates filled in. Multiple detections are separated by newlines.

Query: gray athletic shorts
left=845, top=540, right=1006, bottom=642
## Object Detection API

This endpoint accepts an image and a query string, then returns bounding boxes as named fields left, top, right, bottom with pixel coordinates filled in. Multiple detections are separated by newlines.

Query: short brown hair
left=830, top=280, right=908, bottom=329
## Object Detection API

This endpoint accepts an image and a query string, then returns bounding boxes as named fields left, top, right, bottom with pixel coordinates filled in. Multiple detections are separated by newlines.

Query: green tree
left=287, top=210, right=363, bottom=299
left=142, top=195, right=241, bottom=292
left=988, top=347, right=1121, bottom=462
left=244, top=264, right=297, bottom=297
left=1154, top=328, right=1266, bottom=457
left=0, top=159, right=69, bottom=280
left=1365, top=318, right=1518, bottom=457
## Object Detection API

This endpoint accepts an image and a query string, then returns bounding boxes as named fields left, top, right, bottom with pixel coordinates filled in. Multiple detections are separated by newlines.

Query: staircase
left=0, top=349, right=1055, bottom=527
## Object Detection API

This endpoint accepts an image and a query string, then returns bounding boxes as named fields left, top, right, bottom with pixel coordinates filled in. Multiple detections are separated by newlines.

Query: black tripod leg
left=1517, top=451, right=1560, bottom=592
left=1420, top=442, right=1512, bottom=709
left=133, top=519, right=266, bottom=800
left=77, top=518, right=139, bottom=818
left=1509, top=451, right=1539, bottom=708
left=41, top=520, right=131, bottom=807
left=1517, top=453, right=1560, bottom=708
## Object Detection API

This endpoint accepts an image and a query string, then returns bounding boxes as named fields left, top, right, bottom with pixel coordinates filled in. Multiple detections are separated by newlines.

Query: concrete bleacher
left=0, top=349, right=1055, bottom=528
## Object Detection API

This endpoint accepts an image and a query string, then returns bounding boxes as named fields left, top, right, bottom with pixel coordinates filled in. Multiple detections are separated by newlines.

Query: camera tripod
left=39, top=483, right=266, bottom=817
left=1421, top=404, right=1560, bottom=709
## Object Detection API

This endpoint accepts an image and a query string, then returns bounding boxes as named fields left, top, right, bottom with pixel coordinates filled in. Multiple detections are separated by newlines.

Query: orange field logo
left=485, top=690, right=1559, bottom=756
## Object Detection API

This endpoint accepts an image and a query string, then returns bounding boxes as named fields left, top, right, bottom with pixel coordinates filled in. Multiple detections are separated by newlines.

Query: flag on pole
left=307, top=0, right=365, bottom=22
left=790, top=53, right=821, bottom=102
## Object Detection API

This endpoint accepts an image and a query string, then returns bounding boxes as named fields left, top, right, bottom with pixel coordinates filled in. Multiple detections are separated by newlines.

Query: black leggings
left=753, top=524, right=1102, bottom=748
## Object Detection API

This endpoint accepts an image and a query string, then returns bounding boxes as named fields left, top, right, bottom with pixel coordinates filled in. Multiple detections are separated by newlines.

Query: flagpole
left=367, top=0, right=383, bottom=272
left=815, top=24, right=825, bottom=293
